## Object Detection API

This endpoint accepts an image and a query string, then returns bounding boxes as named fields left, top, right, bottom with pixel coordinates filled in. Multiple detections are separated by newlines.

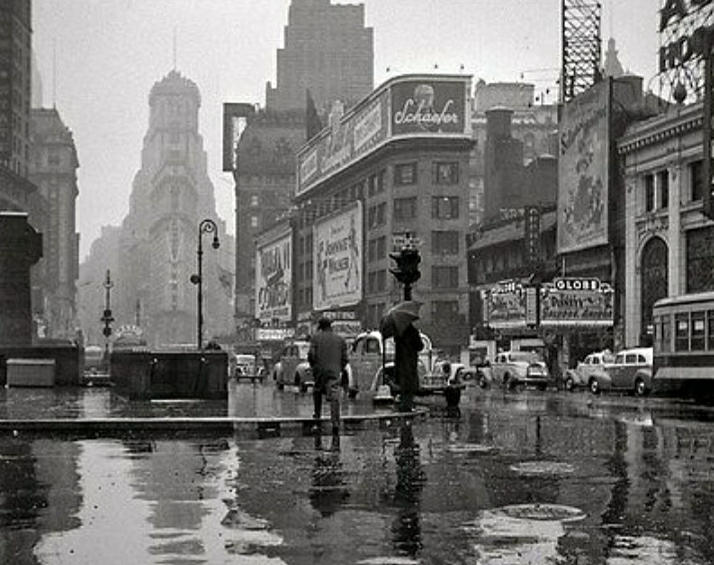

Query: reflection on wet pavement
left=2, top=389, right=714, bottom=563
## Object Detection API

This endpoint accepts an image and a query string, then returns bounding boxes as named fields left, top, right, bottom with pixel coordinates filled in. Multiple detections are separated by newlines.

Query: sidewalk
left=0, top=379, right=424, bottom=438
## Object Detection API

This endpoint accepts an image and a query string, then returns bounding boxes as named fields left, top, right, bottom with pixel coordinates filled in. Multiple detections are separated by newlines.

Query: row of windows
left=371, top=196, right=461, bottom=225
left=394, top=161, right=459, bottom=186
left=645, top=161, right=711, bottom=211
left=655, top=310, right=714, bottom=353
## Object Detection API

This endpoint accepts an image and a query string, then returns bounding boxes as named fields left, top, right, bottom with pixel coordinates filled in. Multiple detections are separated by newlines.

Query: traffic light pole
left=389, top=247, right=421, bottom=302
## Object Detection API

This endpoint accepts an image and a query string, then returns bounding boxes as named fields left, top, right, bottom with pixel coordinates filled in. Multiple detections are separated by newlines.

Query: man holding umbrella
left=380, top=301, right=424, bottom=412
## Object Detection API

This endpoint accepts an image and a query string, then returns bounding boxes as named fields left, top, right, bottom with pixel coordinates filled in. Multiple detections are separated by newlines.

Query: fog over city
left=32, top=0, right=657, bottom=260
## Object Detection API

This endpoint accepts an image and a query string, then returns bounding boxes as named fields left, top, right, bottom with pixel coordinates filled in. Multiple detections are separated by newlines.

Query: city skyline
left=32, top=0, right=659, bottom=261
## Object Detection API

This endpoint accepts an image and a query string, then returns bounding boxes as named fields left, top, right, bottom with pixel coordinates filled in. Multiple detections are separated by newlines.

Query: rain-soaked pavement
left=3, top=381, right=714, bottom=564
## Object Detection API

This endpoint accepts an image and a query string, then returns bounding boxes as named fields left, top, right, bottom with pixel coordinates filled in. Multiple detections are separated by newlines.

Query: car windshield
left=510, top=351, right=537, bottom=363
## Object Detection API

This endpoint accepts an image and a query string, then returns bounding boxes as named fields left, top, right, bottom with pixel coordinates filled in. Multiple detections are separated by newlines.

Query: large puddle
left=2, top=393, right=714, bottom=563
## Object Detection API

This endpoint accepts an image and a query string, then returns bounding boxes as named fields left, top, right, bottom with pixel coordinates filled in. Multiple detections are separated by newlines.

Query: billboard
left=486, top=281, right=527, bottom=330
left=222, top=103, right=254, bottom=172
left=298, top=91, right=389, bottom=196
left=313, top=202, right=363, bottom=311
left=255, top=228, right=292, bottom=323
left=539, top=277, right=614, bottom=327
left=297, top=75, right=471, bottom=197
left=391, top=79, right=466, bottom=136
left=557, top=79, right=610, bottom=254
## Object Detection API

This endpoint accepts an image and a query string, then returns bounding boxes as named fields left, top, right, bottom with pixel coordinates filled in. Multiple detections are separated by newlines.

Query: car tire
left=565, top=377, right=574, bottom=392
left=276, top=381, right=284, bottom=391
left=502, top=374, right=510, bottom=391
left=634, top=378, right=647, bottom=397
left=478, top=373, right=488, bottom=389
left=589, top=378, right=600, bottom=395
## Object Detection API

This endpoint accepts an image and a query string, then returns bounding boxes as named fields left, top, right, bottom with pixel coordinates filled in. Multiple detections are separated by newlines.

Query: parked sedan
left=564, top=350, right=615, bottom=392
left=586, top=347, right=653, bottom=396
left=491, top=351, right=550, bottom=391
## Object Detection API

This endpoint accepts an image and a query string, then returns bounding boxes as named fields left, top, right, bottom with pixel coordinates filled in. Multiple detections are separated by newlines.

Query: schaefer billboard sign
left=539, top=277, right=614, bottom=327
left=255, top=228, right=292, bottom=323
left=390, top=79, right=466, bottom=136
left=313, top=202, right=363, bottom=311
left=557, top=79, right=611, bottom=254
left=297, top=74, right=470, bottom=197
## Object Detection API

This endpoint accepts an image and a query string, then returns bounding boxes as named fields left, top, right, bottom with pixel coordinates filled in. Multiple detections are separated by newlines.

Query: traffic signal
left=389, top=248, right=421, bottom=285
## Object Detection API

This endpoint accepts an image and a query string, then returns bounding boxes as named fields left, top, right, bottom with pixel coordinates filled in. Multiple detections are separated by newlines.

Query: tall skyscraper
left=230, top=0, right=373, bottom=339
left=0, top=0, right=37, bottom=213
left=265, top=0, right=373, bottom=113
left=28, top=108, right=80, bottom=339
left=113, top=70, right=234, bottom=346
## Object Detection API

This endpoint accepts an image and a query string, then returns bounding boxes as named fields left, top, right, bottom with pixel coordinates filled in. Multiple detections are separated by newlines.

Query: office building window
left=250, top=216, right=258, bottom=228
left=432, top=266, right=459, bottom=288
left=368, top=202, right=387, bottom=228
left=433, top=162, right=459, bottom=184
left=250, top=195, right=259, bottom=207
left=394, top=197, right=417, bottom=220
left=645, top=174, right=655, bottom=212
left=432, top=196, right=460, bottom=219
left=431, top=300, right=459, bottom=321
left=432, top=231, right=459, bottom=255
left=691, top=160, right=703, bottom=201
left=394, top=162, right=417, bottom=185
left=659, top=170, right=669, bottom=209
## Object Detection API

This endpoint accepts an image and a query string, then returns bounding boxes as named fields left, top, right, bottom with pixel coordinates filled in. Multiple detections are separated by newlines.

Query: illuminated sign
left=296, top=75, right=471, bottom=197
left=539, top=279, right=614, bottom=327
left=486, top=280, right=527, bottom=330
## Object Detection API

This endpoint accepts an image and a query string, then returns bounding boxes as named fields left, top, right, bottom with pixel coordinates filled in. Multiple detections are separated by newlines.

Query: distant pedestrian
left=308, top=317, right=348, bottom=436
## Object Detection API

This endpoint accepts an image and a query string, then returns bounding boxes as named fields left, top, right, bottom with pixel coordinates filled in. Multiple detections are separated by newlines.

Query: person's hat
left=317, top=317, right=332, bottom=330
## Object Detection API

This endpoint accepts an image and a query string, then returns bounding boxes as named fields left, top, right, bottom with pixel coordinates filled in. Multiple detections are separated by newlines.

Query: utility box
left=6, top=358, right=56, bottom=387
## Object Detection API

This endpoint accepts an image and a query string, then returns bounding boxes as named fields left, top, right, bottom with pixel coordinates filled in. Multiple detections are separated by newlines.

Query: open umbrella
left=380, top=300, right=422, bottom=338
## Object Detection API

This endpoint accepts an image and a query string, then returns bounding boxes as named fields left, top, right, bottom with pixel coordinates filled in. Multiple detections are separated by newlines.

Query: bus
left=651, top=291, right=714, bottom=398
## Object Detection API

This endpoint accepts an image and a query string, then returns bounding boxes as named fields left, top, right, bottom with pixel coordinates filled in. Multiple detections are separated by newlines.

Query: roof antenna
left=172, top=27, right=177, bottom=70
left=52, top=38, right=57, bottom=108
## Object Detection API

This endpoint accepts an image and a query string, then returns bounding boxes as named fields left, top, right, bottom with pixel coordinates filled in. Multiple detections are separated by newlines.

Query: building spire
left=172, top=27, right=177, bottom=70
left=52, top=38, right=57, bottom=108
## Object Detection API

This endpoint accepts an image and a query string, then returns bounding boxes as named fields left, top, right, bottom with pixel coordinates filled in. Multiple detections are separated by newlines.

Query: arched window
left=640, top=237, right=668, bottom=346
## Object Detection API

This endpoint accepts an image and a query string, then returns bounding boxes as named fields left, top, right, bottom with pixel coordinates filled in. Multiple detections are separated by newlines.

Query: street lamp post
left=100, top=269, right=114, bottom=371
left=190, top=219, right=220, bottom=350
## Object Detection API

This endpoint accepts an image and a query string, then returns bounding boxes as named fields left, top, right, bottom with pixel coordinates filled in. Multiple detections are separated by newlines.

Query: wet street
left=2, top=383, right=714, bottom=564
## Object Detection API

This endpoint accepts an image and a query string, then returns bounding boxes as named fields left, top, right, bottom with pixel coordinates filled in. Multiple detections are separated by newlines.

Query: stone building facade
left=28, top=108, right=80, bottom=339
left=292, top=74, right=474, bottom=353
left=619, top=102, right=714, bottom=347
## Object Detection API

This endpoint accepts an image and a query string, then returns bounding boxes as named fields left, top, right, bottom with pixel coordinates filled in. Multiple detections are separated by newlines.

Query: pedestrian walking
left=308, top=317, right=348, bottom=436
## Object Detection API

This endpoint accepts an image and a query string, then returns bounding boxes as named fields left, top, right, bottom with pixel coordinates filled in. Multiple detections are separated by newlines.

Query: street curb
left=0, top=409, right=428, bottom=439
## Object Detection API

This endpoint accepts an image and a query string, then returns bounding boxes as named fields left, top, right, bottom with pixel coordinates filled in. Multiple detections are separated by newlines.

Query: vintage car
left=491, top=350, right=550, bottom=391
left=230, top=353, right=259, bottom=381
left=273, top=340, right=313, bottom=392
left=586, top=347, right=653, bottom=396
left=564, top=350, right=615, bottom=392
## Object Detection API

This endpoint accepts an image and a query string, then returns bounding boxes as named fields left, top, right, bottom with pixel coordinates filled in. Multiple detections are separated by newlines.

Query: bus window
left=625, top=353, right=637, bottom=364
left=691, top=312, right=705, bottom=351
left=365, top=337, right=380, bottom=354
left=709, top=311, right=714, bottom=350
left=675, top=314, right=689, bottom=352
left=662, top=314, right=671, bottom=353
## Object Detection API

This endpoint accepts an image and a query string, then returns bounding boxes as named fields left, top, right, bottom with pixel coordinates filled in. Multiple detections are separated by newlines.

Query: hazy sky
left=32, top=0, right=659, bottom=261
